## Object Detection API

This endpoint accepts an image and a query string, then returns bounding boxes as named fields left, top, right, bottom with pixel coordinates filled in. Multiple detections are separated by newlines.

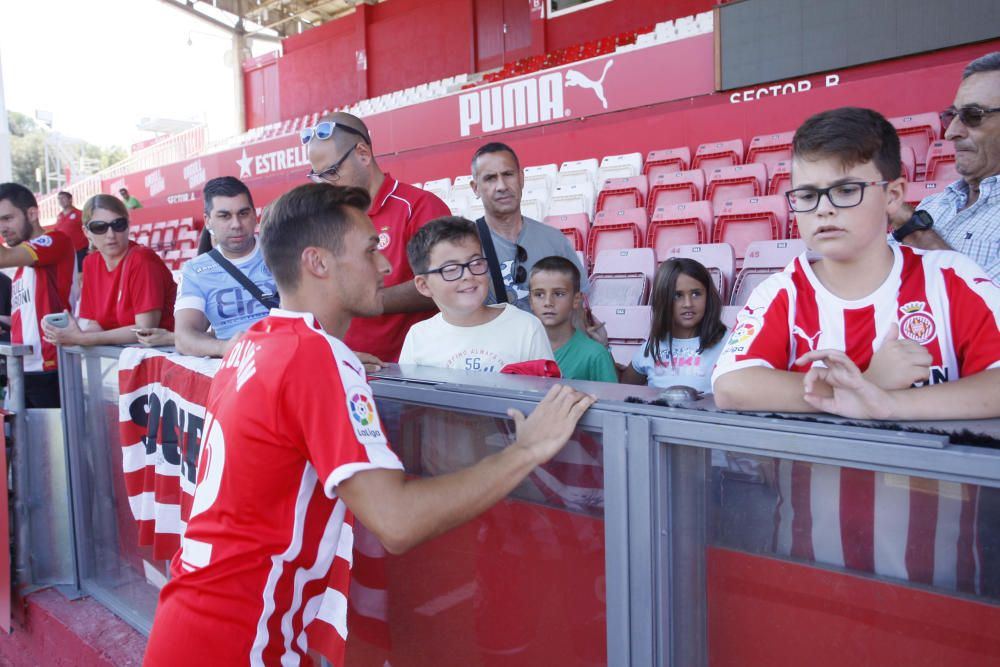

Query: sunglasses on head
left=939, top=105, right=1000, bottom=128
left=300, top=121, right=370, bottom=146
left=87, top=218, right=128, bottom=235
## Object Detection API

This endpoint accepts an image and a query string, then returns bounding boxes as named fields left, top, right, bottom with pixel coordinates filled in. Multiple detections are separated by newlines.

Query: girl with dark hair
left=621, top=257, right=728, bottom=392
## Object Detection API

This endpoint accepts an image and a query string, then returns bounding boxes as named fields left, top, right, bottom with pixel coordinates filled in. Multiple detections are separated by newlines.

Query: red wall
left=277, top=12, right=364, bottom=120
left=366, top=0, right=475, bottom=97
left=544, top=0, right=715, bottom=51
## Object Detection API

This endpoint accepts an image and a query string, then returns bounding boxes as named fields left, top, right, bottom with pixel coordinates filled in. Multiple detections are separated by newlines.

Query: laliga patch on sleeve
left=30, top=235, right=54, bottom=248
left=723, top=316, right=761, bottom=356
left=345, top=385, right=387, bottom=446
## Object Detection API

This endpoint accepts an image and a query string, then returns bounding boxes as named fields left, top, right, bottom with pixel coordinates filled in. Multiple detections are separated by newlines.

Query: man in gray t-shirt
left=469, top=142, right=589, bottom=311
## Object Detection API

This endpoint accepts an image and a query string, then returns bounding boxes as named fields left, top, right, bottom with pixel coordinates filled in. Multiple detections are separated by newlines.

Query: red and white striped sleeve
left=935, top=252, right=1000, bottom=377
left=712, top=271, right=795, bottom=385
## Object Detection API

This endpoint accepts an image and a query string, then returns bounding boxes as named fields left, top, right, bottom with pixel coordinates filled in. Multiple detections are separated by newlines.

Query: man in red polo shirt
left=55, top=191, right=88, bottom=269
left=0, top=183, right=75, bottom=407
left=305, top=112, right=449, bottom=362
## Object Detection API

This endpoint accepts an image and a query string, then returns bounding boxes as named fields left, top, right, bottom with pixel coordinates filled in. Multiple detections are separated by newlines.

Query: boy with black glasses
left=399, top=216, right=553, bottom=371
left=712, top=107, right=1000, bottom=420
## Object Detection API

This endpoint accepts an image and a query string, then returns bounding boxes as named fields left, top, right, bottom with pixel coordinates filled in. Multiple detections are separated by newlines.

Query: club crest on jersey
left=30, top=235, right=53, bottom=248
left=377, top=226, right=391, bottom=251
left=898, top=301, right=937, bottom=345
left=347, top=386, right=386, bottom=444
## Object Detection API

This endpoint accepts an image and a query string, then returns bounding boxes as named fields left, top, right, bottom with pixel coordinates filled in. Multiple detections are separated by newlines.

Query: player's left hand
left=355, top=352, right=385, bottom=373
left=795, top=349, right=894, bottom=420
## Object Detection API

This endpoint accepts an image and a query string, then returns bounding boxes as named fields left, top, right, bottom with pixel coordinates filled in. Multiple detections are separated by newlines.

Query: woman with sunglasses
left=42, top=194, right=177, bottom=347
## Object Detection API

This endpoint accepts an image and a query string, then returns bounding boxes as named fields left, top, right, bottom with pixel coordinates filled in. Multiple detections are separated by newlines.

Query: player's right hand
left=508, top=384, right=596, bottom=466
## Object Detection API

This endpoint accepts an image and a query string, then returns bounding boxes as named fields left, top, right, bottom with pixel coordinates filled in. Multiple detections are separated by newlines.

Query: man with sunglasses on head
left=0, top=183, right=76, bottom=408
left=304, top=112, right=449, bottom=363
left=890, top=51, right=1000, bottom=280
left=470, top=142, right=589, bottom=313
left=173, top=176, right=277, bottom=358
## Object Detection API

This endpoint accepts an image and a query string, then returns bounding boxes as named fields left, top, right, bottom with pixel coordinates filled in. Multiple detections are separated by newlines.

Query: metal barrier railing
left=7, top=344, right=1000, bottom=665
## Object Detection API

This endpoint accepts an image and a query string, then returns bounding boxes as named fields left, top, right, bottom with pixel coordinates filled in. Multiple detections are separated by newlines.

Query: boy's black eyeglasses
left=87, top=218, right=129, bottom=234
left=306, top=145, right=357, bottom=184
left=419, top=257, right=490, bottom=281
left=784, top=181, right=888, bottom=213
left=939, top=105, right=1000, bottom=129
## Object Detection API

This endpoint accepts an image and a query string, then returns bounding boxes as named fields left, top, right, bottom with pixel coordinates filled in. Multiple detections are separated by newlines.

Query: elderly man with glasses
left=890, top=51, right=1000, bottom=280
left=303, top=113, right=450, bottom=363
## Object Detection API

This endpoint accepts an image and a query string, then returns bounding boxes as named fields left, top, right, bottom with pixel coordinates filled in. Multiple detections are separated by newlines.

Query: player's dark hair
left=57, top=190, right=72, bottom=199
left=203, top=176, right=255, bottom=216
left=471, top=141, right=520, bottom=175
left=82, top=194, right=129, bottom=225
left=406, top=216, right=481, bottom=275
left=645, top=257, right=726, bottom=362
left=529, top=255, right=581, bottom=293
left=260, top=184, right=372, bottom=290
left=792, top=107, right=902, bottom=181
left=0, top=182, right=39, bottom=217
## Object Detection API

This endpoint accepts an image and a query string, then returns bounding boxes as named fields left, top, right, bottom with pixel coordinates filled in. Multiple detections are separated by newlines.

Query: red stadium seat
left=590, top=305, right=652, bottom=365
left=662, top=243, right=736, bottom=301
left=643, top=147, right=691, bottom=180
left=729, top=239, right=807, bottom=306
left=692, top=139, right=744, bottom=171
left=647, top=201, right=714, bottom=262
left=543, top=213, right=590, bottom=254
left=925, top=141, right=959, bottom=182
left=137, top=233, right=151, bottom=248
left=149, top=228, right=163, bottom=251
left=904, top=180, right=951, bottom=207
left=164, top=250, right=182, bottom=271
left=787, top=213, right=800, bottom=239
left=746, top=131, right=794, bottom=177
left=139, top=222, right=154, bottom=235
left=889, top=112, right=941, bottom=173
left=767, top=160, right=792, bottom=196
left=179, top=246, right=198, bottom=264
left=160, top=220, right=180, bottom=251
left=647, top=169, right=705, bottom=213
left=704, top=164, right=767, bottom=210
left=596, top=176, right=648, bottom=213
left=588, top=208, right=648, bottom=265
left=712, top=196, right=788, bottom=265
left=900, top=146, right=917, bottom=182
left=590, top=248, right=656, bottom=306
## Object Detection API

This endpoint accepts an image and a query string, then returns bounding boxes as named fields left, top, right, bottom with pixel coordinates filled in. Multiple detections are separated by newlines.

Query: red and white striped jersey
left=11, top=230, right=75, bottom=373
left=773, top=461, right=981, bottom=593
left=144, top=310, right=402, bottom=667
left=713, top=245, right=1000, bottom=386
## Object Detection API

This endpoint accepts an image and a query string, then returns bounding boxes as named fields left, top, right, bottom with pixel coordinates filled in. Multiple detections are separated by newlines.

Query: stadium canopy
left=158, top=0, right=380, bottom=40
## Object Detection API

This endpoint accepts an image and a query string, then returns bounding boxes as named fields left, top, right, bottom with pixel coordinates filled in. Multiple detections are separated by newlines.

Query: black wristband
left=892, top=210, right=934, bottom=243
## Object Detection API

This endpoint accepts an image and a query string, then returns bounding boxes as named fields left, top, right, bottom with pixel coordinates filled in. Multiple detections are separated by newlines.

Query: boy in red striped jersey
left=713, top=107, right=1000, bottom=420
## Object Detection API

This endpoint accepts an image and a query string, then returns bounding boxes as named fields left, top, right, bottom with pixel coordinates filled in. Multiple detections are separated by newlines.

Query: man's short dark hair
left=57, top=191, right=71, bottom=198
left=471, top=142, right=520, bottom=175
left=203, top=176, right=254, bottom=216
left=963, top=51, right=1000, bottom=79
left=529, top=255, right=581, bottom=293
left=0, top=183, right=39, bottom=217
left=260, top=184, right=371, bottom=291
left=792, top=107, right=901, bottom=181
left=406, top=216, right=481, bottom=275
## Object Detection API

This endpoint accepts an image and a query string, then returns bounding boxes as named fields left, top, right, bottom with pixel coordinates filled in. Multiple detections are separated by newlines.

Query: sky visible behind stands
left=0, top=0, right=276, bottom=149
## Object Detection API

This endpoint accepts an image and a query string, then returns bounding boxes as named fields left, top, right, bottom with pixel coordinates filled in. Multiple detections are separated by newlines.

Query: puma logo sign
left=792, top=326, right=823, bottom=352
left=565, top=60, right=614, bottom=110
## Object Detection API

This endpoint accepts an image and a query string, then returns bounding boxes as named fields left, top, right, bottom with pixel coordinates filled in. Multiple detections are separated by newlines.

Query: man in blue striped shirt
left=890, top=52, right=1000, bottom=280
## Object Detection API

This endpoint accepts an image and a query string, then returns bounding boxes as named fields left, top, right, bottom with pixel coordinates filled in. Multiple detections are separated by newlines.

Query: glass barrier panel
left=344, top=400, right=607, bottom=667
left=664, top=443, right=1000, bottom=666
left=72, top=350, right=162, bottom=632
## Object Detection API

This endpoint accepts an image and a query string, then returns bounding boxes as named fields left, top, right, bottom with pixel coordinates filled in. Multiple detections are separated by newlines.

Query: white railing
left=37, top=125, right=208, bottom=224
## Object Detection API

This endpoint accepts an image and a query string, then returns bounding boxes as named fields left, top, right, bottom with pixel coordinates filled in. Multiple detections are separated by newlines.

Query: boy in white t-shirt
left=399, top=216, right=553, bottom=371
left=712, top=107, right=1000, bottom=420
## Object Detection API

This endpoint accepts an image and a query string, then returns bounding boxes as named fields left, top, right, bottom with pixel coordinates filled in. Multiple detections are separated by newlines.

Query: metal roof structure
left=159, top=0, right=380, bottom=41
